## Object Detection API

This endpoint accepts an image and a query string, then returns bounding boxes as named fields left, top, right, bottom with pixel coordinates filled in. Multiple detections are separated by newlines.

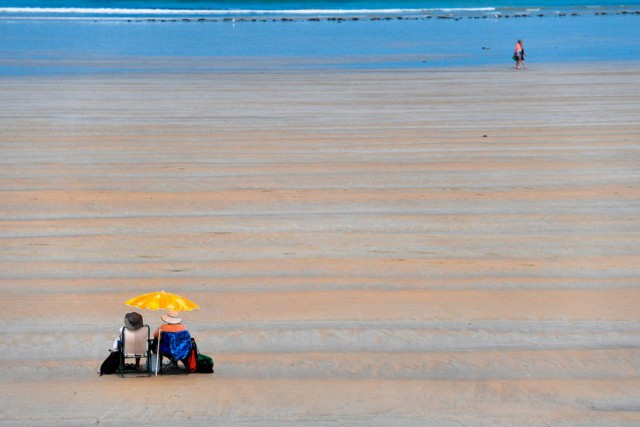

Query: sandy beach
left=1, top=64, right=640, bottom=425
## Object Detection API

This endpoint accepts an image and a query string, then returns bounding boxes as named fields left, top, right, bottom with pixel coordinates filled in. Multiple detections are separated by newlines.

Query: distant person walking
left=514, top=39, right=526, bottom=70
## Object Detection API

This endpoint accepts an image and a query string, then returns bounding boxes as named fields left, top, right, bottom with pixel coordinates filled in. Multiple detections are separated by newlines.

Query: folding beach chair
left=118, top=325, right=152, bottom=377
left=158, top=330, right=192, bottom=374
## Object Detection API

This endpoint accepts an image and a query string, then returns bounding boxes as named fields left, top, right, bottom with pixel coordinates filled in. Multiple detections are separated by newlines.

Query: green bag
left=196, top=353, right=214, bottom=374
left=512, top=54, right=518, bottom=61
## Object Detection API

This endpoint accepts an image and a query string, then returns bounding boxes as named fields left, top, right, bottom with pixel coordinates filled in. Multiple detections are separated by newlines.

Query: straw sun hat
left=161, top=310, right=183, bottom=324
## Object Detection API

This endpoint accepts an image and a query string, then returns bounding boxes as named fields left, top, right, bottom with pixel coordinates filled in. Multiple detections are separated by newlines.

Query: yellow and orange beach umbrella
left=125, top=290, right=200, bottom=312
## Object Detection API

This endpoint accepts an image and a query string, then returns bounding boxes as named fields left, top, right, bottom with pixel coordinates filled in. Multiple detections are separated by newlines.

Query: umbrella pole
left=155, top=330, right=161, bottom=376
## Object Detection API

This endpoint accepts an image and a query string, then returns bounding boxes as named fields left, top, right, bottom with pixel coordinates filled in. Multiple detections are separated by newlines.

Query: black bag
left=189, top=338, right=214, bottom=373
left=99, top=350, right=120, bottom=376
left=196, top=353, right=214, bottom=374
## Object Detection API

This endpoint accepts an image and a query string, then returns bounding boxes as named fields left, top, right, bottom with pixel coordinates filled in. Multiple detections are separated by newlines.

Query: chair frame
left=118, top=325, right=152, bottom=377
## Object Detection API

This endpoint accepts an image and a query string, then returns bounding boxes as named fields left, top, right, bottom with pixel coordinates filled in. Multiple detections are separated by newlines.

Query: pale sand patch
left=1, top=65, right=639, bottom=425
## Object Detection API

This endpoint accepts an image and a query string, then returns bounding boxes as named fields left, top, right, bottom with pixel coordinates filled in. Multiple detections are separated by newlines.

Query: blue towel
left=160, top=330, right=192, bottom=361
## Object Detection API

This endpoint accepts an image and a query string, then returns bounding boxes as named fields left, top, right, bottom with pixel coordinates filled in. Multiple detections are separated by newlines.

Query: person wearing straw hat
left=112, top=312, right=144, bottom=369
left=151, top=310, right=188, bottom=351
left=153, top=310, right=187, bottom=338
left=151, top=310, right=190, bottom=372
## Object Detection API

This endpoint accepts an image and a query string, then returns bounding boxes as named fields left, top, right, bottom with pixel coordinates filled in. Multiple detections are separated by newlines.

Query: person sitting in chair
left=153, top=310, right=186, bottom=340
left=112, top=312, right=144, bottom=370
left=152, top=311, right=191, bottom=371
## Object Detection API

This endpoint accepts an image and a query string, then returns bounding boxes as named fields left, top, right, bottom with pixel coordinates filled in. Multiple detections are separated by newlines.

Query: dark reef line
left=121, top=10, right=640, bottom=24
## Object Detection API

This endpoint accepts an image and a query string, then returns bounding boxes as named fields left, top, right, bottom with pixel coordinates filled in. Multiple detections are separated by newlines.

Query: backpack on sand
left=196, top=353, right=214, bottom=374
left=99, top=350, right=120, bottom=376
left=189, top=338, right=214, bottom=374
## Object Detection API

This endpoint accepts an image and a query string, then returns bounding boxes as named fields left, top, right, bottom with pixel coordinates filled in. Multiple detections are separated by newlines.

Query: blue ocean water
left=1, top=0, right=639, bottom=74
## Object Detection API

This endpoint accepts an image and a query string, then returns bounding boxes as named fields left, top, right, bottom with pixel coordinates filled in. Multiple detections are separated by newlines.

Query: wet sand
left=1, top=64, right=640, bottom=425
